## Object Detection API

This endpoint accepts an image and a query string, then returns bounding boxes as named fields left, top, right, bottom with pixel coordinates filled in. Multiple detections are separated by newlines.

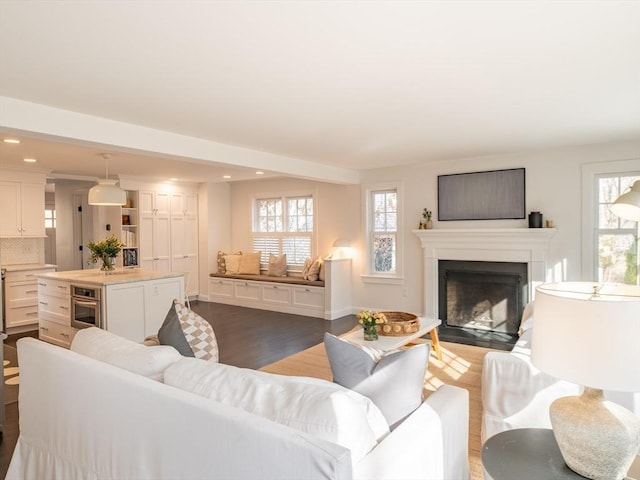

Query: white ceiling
left=0, top=1, right=639, bottom=184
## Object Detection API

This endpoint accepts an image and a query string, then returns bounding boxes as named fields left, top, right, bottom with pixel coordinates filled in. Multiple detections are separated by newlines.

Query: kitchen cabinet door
left=0, top=182, right=45, bottom=237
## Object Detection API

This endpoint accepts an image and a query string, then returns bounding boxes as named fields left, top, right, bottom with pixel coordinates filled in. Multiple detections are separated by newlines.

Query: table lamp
left=531, top=282, right=640, bottom=480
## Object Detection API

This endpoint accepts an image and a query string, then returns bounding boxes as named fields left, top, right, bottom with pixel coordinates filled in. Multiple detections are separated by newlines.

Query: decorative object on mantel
left=419, top=208, right=433, bottom=229
left=531, top=282, right=640, bottom=480
left=87, top=235, right=125, bottom=273
left=611, top=179, right=640, bottom=221
left=377, top=311, right=419, bottom=336
left=356, top=310, right=388, bottom=341
left=528, top=211, right=543, bottom=228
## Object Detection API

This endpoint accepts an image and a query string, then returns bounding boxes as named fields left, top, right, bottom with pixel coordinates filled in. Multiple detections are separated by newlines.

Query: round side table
left=482, top=428, right=587, bottom=479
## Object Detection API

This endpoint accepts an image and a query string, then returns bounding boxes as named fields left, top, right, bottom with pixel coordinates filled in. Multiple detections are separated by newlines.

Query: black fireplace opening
left=437, top=260, right=528, bottom=350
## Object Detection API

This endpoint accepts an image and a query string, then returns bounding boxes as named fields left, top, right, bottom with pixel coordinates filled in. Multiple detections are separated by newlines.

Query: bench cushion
left=209, top=272, right=324, bottom=287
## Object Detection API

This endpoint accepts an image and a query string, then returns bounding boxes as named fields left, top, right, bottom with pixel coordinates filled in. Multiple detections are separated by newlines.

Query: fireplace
left=438, top=260, right=528, bottom=335
left=414, top=228, right=556, bottom=350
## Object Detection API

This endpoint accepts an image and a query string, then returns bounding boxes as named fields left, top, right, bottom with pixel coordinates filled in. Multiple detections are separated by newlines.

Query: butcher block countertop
left=35, top=269, right=184, bottom=286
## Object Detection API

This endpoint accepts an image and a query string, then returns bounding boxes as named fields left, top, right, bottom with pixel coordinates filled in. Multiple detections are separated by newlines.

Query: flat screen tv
left=437, top=168, right=525, bottom=221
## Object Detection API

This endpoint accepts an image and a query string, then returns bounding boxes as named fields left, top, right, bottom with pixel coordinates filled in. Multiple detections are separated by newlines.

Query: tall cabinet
left=170, top=192, right=198, bottom=298
left=139, top=190, right=171, bottom=272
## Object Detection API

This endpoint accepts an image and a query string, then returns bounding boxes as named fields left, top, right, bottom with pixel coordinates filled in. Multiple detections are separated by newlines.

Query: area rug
left=260, top=340, right=496, bottom=480
left=4, top=344, right=20, bottom=405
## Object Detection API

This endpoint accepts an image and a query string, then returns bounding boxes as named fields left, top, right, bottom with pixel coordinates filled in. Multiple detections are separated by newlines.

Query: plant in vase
left=87, top=235, right=125, bottom=272
left=356, top=310, right=388, bottom=341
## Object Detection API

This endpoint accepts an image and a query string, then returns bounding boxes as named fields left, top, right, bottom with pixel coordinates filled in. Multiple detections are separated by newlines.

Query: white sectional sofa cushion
left=164, top=357, right=389, bottom=464
left=8, top=331, right=471, bottom=480
left=71, top=326, right=182, bottom=382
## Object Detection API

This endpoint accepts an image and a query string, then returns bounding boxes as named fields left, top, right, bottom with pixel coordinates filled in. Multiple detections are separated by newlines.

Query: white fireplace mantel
left=413, top=228, right=557, bottom=318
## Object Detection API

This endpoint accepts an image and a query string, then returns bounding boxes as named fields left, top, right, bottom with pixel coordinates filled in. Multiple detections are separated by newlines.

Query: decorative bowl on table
left=377, top=311, right=420, bottom=336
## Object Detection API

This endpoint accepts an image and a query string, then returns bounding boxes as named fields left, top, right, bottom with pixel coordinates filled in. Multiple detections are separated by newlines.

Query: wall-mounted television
left=437, top=168, right=525, bottom=221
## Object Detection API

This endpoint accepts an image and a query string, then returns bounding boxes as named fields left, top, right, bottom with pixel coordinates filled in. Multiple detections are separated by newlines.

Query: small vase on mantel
left=425, top=220, right=433, bottom=229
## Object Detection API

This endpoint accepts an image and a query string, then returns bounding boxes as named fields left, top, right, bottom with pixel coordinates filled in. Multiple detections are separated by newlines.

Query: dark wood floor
left=0, top=301, right=358, bottom=478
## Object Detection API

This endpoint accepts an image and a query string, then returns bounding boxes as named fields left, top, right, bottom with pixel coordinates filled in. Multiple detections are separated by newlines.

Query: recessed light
left=256, top=171, right=264, bottom=175
left=169, top=178, right=178, bottom=182
left=3, top=138, right=20, bottom=144
left=223, top=175, right=231, bottom=179
left=23, top=158, right=37, bottom=163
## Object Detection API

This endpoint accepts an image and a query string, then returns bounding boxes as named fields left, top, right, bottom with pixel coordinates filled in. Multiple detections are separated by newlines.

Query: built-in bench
left=207, top=258, right=351, bottom=320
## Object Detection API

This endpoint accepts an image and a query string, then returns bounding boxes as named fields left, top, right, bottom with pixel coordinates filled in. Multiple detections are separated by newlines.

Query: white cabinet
left=37, top=277, right=75, bottom=348
left=4, top=268, right=55, bottom=332
left=139, top=190, right=171, bottom=272
left=104, top=276, right=184, bottom=342
left=0, top=181, right=45, bottom=237
left=170, top=192, right=198, bottom=298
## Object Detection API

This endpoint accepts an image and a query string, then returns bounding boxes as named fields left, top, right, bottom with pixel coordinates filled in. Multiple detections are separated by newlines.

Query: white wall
left=228, top=177, right=360, bottom=260
left=207, top=140, right=639, bottom=316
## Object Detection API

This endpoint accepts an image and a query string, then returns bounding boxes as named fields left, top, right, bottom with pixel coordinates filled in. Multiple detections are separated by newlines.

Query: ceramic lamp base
left=550, top=387, right=640, bottom=480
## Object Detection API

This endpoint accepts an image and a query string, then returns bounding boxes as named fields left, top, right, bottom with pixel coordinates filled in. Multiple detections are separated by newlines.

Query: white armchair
left=481, top=302, right=639, bottom=443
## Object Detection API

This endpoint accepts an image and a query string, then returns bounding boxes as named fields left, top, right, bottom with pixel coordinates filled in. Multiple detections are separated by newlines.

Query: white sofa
left=481, top=302, right=640, bottom=442
left=7, top=329, right=471, bottom=480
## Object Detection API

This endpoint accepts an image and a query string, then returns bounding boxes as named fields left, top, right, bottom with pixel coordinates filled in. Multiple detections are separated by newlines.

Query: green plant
left=422, top=208, right=432, bottom=221
left=87, top=235, right=125, bottom=269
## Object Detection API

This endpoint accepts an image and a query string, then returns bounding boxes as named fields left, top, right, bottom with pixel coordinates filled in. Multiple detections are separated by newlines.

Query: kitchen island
left=36, top=269, right=184, bottom=346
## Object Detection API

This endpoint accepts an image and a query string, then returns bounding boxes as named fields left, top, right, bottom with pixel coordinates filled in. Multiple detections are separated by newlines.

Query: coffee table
left=342, top=316, right=442, bottom=360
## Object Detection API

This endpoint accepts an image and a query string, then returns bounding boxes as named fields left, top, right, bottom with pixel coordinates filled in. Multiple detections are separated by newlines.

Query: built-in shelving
left=121, top=191, right=139, bottom=268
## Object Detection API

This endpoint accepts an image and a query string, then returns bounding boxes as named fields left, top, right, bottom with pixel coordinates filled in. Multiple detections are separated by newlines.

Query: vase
left=363, top=322, right=379, bottom=341
left=100, top=256, right=116, bottom=273
left=425, top=220, right=433, bottom=229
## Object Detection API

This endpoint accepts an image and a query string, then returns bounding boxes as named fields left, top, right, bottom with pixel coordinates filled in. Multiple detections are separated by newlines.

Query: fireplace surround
left=414, top=228, right=556, bottom=349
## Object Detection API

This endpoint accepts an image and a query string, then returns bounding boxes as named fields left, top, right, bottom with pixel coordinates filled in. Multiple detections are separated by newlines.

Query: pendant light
left=88, top=153, right=126, bottom=206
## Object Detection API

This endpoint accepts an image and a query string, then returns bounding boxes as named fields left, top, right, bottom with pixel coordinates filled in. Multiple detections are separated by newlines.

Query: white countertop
left=35, top=269, right=185, bottom=286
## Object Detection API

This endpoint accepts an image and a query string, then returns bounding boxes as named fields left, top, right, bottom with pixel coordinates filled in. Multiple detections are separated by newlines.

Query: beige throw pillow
left=301, top=257, right=313, bottom=279
left=223, top=254, right=242, bottom=275
left=267, top=253, right=287, bottom=277
left=307, top=258, right=322, bottom=281
left=238, top=251, right=261, bottom=275
left=217, top=250, right=242, bottom=274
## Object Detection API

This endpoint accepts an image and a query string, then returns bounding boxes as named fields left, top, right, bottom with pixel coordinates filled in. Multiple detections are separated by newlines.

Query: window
left=596, top=174, right=639, bottom=285
left=44, top=208, right=56, bottom=229
left=363, top=182, right=402, bottom=281
left=253, top=195, right=313, bottom=266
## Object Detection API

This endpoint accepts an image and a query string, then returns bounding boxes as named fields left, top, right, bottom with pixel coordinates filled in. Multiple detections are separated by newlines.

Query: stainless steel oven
left=71, top=285, right=102, bottom=329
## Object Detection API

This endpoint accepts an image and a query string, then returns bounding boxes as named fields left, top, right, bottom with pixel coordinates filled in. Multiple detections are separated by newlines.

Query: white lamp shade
left=88, top=179, right=127, bottom=206
left=531, top=282, right=640, bottom=392
left=611, top=180, right=640, bottom=221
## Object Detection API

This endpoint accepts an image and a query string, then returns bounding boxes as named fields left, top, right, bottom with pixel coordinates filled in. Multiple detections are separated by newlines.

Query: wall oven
left=71, top=285, right=102, bottom=329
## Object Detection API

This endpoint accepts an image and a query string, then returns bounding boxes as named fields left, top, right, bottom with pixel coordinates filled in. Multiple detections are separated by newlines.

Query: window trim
left=581, top=159, right=640, bottom=281
left=361, top=181, right=403, bottom=283
left=252, top=192, right=316, bottom=266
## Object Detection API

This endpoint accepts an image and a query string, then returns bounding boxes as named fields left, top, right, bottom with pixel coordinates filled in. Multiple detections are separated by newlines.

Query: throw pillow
left=318, top=259, right=325, bottom=281
left=223, top=254, right=242, bottom=275
left=238, top=251, right=261, bottom=275
left=158, top=299, right=219, bottom=362
left=301, top=257, right=313, bottom=280
left=217, top=250, right=242, bottom=274
left=324, top=332, right=430, bottom=427
left=267, top=253, right=287, bottom=277
left=307, top=257, right=322, bottom=281
left=70, top=327, right=182, bottom=382
left=164, top=357, right=389, bottom=465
